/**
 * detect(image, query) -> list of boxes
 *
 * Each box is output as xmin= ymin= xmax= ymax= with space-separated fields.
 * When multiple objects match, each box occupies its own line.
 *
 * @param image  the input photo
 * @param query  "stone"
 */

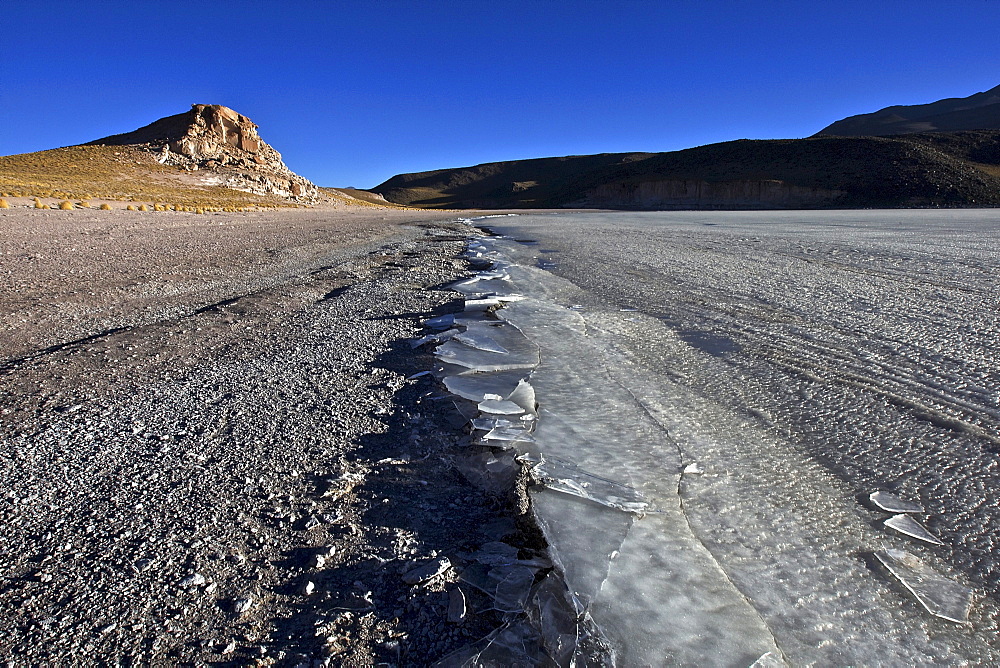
xmin=233 ymin=596 xmax=255 ymax=615
xmin=178 ymin=573 xmax=206 ymax=587
xmin=88 ymin=104 xmax=318 ymax=202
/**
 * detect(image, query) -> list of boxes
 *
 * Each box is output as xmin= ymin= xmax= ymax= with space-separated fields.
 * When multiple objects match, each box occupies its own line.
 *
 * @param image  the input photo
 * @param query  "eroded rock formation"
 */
xmin=89 ymin=104 xmax=317 ymax=201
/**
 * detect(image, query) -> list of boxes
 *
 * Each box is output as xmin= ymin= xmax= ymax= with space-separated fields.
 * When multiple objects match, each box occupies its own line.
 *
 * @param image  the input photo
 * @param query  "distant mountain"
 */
xmin=371 ymin=131 xmax=1000 ymax=210
xmin=816 ymin=85 xmax=1000 ymax=136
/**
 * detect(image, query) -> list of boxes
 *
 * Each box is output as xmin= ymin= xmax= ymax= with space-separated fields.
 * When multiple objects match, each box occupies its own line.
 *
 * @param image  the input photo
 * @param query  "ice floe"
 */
xmin=870 ymin=490 xmax=924 ymax=514
xmin=875 ymin=548 xmax=972 ymax=624
xmin=884 ymin=513 xmax=944 ymax=545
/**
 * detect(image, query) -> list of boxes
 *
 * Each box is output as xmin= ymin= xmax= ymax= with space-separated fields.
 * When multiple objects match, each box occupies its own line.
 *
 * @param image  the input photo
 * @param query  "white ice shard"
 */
xmin=874 ymin=548 xmax=972 ymax=623
xmin=884 ymin=514 xmax=944 ymax=545
xmin=870 ymin=490 xmax=924 ymax=513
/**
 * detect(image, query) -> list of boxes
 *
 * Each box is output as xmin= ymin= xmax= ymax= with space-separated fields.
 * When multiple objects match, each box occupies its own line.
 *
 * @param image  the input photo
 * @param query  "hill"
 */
xmin=0 ymin=105 xmax=319 ymax=208
xmin=816 ymin=84 xmax=1000 ymax=137
xmin=371 ymin=131 xmax=1000 ymax=210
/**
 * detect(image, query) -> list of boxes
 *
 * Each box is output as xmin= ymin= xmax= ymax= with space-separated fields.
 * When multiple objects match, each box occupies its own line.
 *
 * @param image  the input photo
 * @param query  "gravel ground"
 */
xmin=0 ymin=208 xmax=543 ymax=665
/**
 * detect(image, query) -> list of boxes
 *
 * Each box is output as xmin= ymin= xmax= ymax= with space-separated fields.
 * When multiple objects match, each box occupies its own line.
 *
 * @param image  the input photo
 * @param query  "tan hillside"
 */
xmin=0 ymin=105 xmax=318 ymax=209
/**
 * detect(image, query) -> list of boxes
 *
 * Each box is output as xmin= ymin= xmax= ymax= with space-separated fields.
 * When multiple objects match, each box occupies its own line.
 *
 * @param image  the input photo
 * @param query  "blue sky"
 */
xmin=2 ymin=0 xmax=999 ymax=187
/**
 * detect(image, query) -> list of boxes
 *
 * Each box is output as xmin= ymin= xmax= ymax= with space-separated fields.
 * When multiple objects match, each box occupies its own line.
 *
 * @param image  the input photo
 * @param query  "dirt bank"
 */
xmin=0 ymin=207 xmax=544 ymax=665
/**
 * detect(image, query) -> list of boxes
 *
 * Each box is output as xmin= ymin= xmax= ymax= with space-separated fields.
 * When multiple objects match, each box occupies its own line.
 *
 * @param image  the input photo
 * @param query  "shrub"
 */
xmin=34 ymin=198 xmax=45 ymax=209
xmin=126 ymin=205 xmax=137 ymax=211
xmin=196 ymin=207 xmax=204 ymax=214
xmin=59 ymin=201 xmax=74 ymax=210
xmin=0 ymin=198 xmax=9 ymax=209
xmin=99 ymin=203 xmax=111 ymax=210
xmin=78 ymin=201 xmax=91 ymax=208
xmin=138 ymin=204 xmax=149 ymax=212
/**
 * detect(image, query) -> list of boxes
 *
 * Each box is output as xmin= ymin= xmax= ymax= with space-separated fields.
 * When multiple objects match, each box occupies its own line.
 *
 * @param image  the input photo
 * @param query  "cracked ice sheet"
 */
xmin=481 ymin=231 xmax=999 ymax=664
xmin=495 ymin=291 xmax=783 ymax=665
xmin=576 ymin=306 xmax=998 ymax=663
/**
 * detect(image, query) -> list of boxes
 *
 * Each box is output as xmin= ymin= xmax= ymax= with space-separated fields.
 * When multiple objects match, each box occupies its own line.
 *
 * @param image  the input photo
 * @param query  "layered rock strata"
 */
xmin=89 ymin=104 xmax=317 ymax=201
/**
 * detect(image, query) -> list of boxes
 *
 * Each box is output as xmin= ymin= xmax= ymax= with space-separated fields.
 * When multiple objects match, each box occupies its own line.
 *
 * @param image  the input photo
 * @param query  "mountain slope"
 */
xmin=372 ymin=131 xmax=1000 ymax=210
xmin=816 ymin=84 xmax=1000 ymax=136
xmin=0 ymin=105 xmax=317 ymax=207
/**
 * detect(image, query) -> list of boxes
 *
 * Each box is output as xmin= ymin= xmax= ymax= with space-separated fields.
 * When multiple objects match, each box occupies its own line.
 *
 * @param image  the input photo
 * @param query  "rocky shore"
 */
xmin=0 ymin=207 xmax=542 ymax=665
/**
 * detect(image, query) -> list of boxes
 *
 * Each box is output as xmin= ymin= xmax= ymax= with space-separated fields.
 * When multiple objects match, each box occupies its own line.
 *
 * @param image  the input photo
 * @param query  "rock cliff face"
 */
xmin=583 ymin=179 xmax=844 ymax=209
xmin=88 ymin=105 xmax=317 ymax=201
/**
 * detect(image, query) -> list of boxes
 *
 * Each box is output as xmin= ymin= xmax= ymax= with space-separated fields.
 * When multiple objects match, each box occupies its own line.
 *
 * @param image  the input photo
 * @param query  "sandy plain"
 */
xmin=0 ymin=205 xmax=542 ymax=665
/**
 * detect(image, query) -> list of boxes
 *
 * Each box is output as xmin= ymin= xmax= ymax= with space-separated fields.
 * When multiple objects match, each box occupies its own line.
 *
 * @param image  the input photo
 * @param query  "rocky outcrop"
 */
xmin=583 ymin=178 xmax=845 ymax=209
xmin=89 ymin=104 xmax=317 ymax=201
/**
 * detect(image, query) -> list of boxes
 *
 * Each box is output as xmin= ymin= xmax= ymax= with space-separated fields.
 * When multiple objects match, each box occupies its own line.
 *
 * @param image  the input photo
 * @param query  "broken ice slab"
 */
xmin=875 ymin=548 xmax=972 ymax=623
xmin=505 ymin=379 xmax=537 ymax=414
xmin=443 ymin=371 xmax=530 ymax=403
xmin=424 ymin=314 xmax=456 ymax=329
xmin=452 ymin=278 xmax=517 ymax=296
xmin=530 ymin=456 xmax=648 ymax=514
xmin=471 ymin=541 xmax=520 ymax=567
xmin=870 ymin=490 xmax=924 ymax=513
xmin=435 ymin=340 xmax=538 ymax=372
xmin=434 ymin=619 xmax=547 ymax=668
xmin=459 ymin=562 xmax=538 ymax=613
xmin=884 ymin=514 xmax=944 ymax=545
xmin=461 ymin=320 xmax=539 ymax=359
xmin=454 ymin=331 xmax=509 ymax=354
xmin=464 ymin=298 xmax=501 ymax=312
xmin=453 ymin=450 xmax=521 ymax=494
xmin=478 ymin=399 xmax=525 ymax=415
xmin=480 ymin=426 xmax=536 ymax=445
xmin=526 ymin=573 xmax=615 ymax=667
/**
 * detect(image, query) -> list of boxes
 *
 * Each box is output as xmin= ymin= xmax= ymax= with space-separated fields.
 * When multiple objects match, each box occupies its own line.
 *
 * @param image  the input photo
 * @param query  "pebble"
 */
xmin=178 ymin=573 xmax=206 ymax=588
xmin=233 ymin=596 xmax=255 ymax=614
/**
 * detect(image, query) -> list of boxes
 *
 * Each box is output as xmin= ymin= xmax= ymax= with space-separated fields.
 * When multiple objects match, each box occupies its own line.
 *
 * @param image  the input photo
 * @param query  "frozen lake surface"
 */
xmin=456 ymin=211 xmax=1000 ymax=664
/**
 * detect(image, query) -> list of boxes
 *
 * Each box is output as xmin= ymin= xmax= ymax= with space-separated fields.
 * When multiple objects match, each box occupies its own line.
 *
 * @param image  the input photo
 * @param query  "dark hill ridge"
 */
xmin=817 ymin=84 xmax=1000 ymax=137
xmin=372 ymin=131 xmax=1000 ymax=210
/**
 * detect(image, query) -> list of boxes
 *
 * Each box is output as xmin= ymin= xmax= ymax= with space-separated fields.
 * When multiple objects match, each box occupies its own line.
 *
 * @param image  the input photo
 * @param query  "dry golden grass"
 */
xmin=319 ymin=187 xmax=412 ymax=208
xmin=972 ymin=163 xmax=1000 ymax=179
xmin=0 ymin=144 xmax=293 ymax=209
xmin=0 ymin=198 xmax=9 ymax=209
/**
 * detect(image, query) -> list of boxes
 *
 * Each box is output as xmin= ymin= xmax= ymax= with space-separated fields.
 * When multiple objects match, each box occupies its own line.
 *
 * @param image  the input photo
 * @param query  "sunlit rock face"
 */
xmin=89 ymin=104 xmax=317 ymax=201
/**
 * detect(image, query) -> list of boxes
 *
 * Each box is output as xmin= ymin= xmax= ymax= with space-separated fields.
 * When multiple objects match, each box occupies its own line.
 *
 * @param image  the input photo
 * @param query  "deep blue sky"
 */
xmin=2 ymin=1 xmax=999 ymax=188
